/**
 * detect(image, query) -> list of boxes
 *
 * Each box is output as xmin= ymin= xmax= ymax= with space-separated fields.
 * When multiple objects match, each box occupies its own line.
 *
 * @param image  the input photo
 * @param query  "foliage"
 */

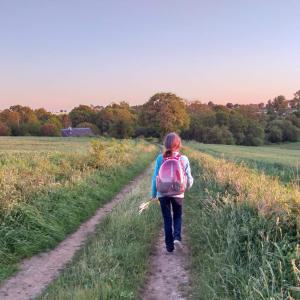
xmin=96 ymin=102 xmax=136 ymax=138
xmin=266 ymin=120 xmax=300 ymax=143
xmin=139 ymin=92 xmax=190 ymax=137
xmin=243 ymin=120 xmax=265 ymax=146
xmin=40 ymin=123 xmax=61 ymax=136
xmin=185 ymin=147 xmax=300 ymax=299
xmin=1 ymin=90 xmax=300 ymax=145
xmin=206 ymin=126 xmax=234 ymax=144
xmin=0 ymin=122 xmax=11 ymax=136
xmin=69 ymin=105 xmax=97 ymax=127
xmin=266 ymin=95 xmax=289 ymax=116
xmin=0 ymin=138 xmax=157 ymax=282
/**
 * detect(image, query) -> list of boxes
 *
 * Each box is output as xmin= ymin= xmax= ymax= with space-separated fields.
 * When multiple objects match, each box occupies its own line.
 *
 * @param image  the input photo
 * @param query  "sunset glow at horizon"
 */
xmin=1 ymin=0 xmax=300 ymax=111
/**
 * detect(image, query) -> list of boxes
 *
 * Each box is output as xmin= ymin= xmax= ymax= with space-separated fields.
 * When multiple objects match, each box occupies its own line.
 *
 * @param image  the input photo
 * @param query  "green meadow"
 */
xmin=187 ymin=141 xmax=300 ymax=183
xmin=1 ymin=137 xmax=300 ymax=299
xmin=0 ymin=137 xmax=157 ymax=282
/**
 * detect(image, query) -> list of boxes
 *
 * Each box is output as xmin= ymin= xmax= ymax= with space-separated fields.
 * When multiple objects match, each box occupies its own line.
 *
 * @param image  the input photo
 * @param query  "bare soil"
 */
xmin=0 ymin=168 xmax=150 ymax=300
xmin=141 ymin=231 xmax=190 ymax=300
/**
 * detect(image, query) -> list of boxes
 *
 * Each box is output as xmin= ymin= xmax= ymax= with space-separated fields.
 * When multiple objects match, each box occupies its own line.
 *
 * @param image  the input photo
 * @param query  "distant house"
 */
xmin=61 ymin=127 xmax=94 ymax=137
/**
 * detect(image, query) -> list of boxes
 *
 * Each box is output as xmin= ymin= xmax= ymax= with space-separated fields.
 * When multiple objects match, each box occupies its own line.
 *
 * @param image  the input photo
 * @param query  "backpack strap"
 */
xmin=177 ymin=154 xmax=187 ymax=176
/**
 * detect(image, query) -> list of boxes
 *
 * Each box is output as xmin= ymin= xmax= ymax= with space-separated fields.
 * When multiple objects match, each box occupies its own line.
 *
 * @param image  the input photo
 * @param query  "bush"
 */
xmin=40 ymin=123 xmax=61 ymax=136
xmin=243 ymin=121 xmax=264 ymax=146
xmin=0 ymin=122 xmax=11 ymax=136
xmin=206 ymin=126 xmax=235 ymax=144
xmin=281 ymin=121 xmax=300 ymax=142
xmin=267 ymin=120 xmax=300 ymax=142
xmin=267 ymin=125 xmax=283 ymax=143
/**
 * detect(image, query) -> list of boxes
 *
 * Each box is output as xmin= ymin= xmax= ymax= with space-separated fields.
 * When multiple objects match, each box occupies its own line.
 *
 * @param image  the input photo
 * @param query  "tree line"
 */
xmin=1 ymin=90 xmax=300 ymax=145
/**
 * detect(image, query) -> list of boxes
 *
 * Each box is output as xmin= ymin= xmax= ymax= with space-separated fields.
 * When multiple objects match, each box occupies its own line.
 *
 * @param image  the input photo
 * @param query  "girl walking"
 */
xmin=152 ymin=132 xmax=193 ymax=253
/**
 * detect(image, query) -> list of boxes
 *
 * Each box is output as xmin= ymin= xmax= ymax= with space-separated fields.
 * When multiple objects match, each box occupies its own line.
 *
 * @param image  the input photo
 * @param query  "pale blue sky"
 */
xmin=0 ymin=0 xmax=300 ymax=110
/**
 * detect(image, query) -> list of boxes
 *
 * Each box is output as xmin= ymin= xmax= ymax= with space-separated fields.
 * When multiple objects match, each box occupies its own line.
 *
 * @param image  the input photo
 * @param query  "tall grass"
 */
xmin=40 ymin=165 xmax=161 ymax=300
xmin=0 ymin=139 xmax=157 ymax=282
xmin=186 ymin=149 xmax=300 ymax=218
xmin=184 ymin=147 xmax=300 ymax=299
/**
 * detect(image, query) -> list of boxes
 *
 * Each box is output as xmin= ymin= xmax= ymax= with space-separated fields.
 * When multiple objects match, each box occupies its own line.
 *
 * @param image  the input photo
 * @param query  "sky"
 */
xmin=0 ymin=0 xmax=300 ymax=111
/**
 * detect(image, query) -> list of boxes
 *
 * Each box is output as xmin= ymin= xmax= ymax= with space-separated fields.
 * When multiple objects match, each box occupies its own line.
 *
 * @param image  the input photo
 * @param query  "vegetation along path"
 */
xmin=0 ymin=166 xmax=151 ymax=300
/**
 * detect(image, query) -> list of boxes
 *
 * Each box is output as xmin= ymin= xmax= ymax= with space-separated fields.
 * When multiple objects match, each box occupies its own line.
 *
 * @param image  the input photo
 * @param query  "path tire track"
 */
xmin=141 ymin=230 xmax=190 ymax=300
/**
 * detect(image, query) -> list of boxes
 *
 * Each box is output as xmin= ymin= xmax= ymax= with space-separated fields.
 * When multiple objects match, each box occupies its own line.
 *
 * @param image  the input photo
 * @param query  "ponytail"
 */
xmin=163 ymin=149 xmax=173 ymax=158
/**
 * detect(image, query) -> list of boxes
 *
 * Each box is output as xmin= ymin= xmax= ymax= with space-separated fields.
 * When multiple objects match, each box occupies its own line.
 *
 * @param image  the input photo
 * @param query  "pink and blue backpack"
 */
xmin=156 ymin=154 xmax=187 ymax=196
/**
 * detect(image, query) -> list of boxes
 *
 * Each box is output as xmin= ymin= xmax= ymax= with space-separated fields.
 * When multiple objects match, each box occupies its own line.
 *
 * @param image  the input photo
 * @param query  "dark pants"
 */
xmin=159 ymin=196 xmax=183 ymax=252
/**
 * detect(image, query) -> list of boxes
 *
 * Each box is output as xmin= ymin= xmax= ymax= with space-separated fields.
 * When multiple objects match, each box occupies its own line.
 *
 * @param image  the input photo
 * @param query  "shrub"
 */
xmin=206 ymin=126 xmax=235 ymax=144
xmin=267 ymin=125 xmax=283 ymax=143
xmin=40 ymin=123 xmax=61 ymax=136
xmin=0 ymin=122 xmax=11 ymax=136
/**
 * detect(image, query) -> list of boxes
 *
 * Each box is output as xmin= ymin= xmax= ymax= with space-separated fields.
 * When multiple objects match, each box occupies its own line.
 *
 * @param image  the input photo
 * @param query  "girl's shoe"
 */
xmin=174 ymin=239 xmax=182 ymax=251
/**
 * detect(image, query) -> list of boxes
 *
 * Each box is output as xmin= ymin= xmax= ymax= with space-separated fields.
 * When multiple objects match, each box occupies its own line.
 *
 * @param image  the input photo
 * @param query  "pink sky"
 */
xmin=1 ymin=0 xmax=299 ymax=111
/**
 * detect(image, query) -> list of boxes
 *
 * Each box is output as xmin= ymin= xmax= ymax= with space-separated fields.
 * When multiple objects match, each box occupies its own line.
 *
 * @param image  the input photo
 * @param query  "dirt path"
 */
xmin=142 ymin=230 xmax=190 ymax=300
xmin=0 ymin=167 xmax=151 ymax=300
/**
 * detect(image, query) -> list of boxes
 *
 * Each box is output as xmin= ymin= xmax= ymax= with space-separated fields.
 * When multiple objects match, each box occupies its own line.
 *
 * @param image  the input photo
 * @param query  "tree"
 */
xmin=40 ymin=123 xmax=60 ymax=136
xmin=266 ymin=124 xmax=282 ymax=143
xmin=206 ymin=126 xmax=234 ymax=144
xmin=243 ymin=120 xmax=265 ymax=146
xmin=266 ymin=96 xmax=288 ymax=116
xmin=236 ymin=104 xmax=262 ymax=120
xmin=281 ymin=120 xmax=300 ymax=142
xmin=286 ymin=114 xmax=300 ymax=128
xmin=59 ymin=114 xmax=72 ymax=128
xmin=0 ymin=109 xmax=21 ymax=135
xmin=215 ymin=110 xmax=230 ymax=126
xmin=34 ymin=108 xmax=51 ymax=122
xmin=182 ymin=101 xmax=216 ymax=142
xmin=69 ymin=105 xmax=97 ymax=127
xmin=266 ymin=120 xmax=300 ymax=143
xmin=229 ymin=112 xmax=247 ymax=144
xmin=0 ymin=122 xmax=11 ymax=136
xmin=289 ymin=90 xmax=300 ymax=109
xmin=10 ymin=105 xmax=38 ymax=123
xmin=97 ymin=102 xmax=137 ymax=138
xmin=226 ymin=102 xmax=234 ymax=109
xmin=140 ymin=93 xmax=190 ymax=137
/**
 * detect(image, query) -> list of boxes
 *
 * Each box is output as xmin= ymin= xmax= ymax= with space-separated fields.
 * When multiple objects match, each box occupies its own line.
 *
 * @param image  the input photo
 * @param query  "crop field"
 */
xmin=187 ymin=141 xmax=300 ymax=183
xmin=0 ymin=137 xmax=157 ymax=282
xmin=0 ymin=136 xmax=93 ymax=153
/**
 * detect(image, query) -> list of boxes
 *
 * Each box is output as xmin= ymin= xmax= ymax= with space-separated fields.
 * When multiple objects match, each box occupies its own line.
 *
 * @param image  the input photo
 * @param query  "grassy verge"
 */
xmin=0 ymin=140 xmax=157 ymax=282
xmin=40 ymin=165 xmax=161 ymax=299
xmin=186 ymin=141 xmax=300 ymax=184
xmin=185 ymin=148 xmax=300 ymax=299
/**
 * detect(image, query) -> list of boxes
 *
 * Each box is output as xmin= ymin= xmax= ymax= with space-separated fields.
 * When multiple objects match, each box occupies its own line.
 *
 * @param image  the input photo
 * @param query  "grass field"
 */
xmin=0 ymin=136 xmax=93 ymax=153
xmin=187 ymin=141 xmax=300 ymax=183
xmin=185 ymin=146 xmax=300 ymax=299
xmin=2 ymin=137 xmax=300 ymax=299
xmin=0 ymin=137 xmax=158 ymax=282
